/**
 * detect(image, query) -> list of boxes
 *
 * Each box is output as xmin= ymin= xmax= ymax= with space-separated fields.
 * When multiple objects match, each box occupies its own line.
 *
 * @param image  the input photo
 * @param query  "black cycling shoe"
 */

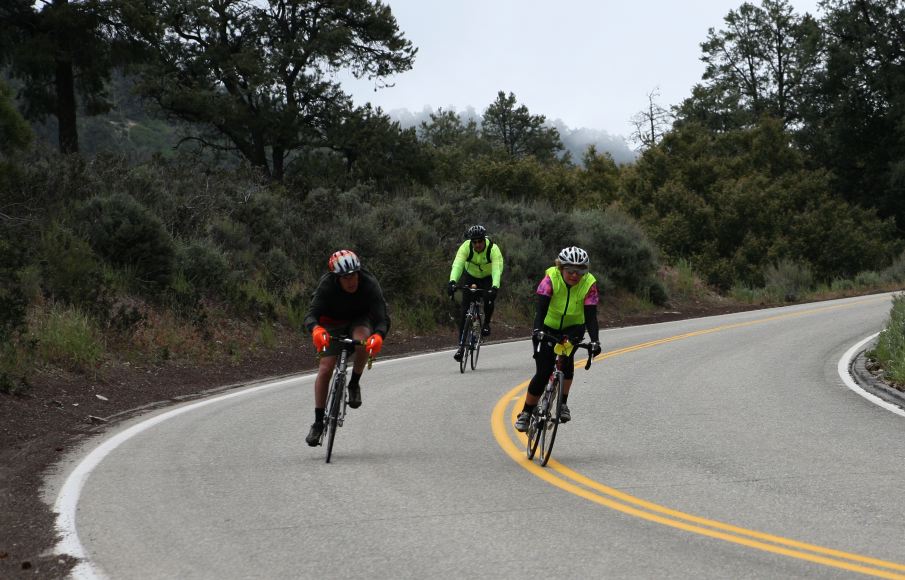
xmin=347 ymin=383 xmax=361 ymax=409
xmin=305 ymin=421 xmax=324 ymax=446
xmin=514 ymin=411 xmax=531 ymax=432
xmin=453 ymin=347 xmax=464 ymax=362
xmin=481 ymin=325 xmax=491 ymax=337
xmin=559 ymin=403 xmax=571 ymax=423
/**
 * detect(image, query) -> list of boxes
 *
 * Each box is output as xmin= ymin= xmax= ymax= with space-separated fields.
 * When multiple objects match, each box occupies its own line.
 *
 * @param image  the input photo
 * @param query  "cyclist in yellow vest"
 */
xmin=514 ymin=246 xmax=602 ymax=431
xmin=447 ymin=225 xmax=504 ymax=362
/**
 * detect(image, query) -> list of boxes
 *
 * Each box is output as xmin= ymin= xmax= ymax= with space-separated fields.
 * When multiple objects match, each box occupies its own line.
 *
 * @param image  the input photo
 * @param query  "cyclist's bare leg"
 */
xmin=350 ymin=325 xmax=371 ymax=374
xmin=314 ymin=356 xmax=336 ymax=408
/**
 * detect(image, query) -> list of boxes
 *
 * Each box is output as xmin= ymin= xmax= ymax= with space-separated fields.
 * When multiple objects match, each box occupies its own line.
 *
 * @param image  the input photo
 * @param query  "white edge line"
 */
xmin=837 ymin=332 xmax=905 ymax=418
xmin=53 ymin=346 xmax=467 ymax=579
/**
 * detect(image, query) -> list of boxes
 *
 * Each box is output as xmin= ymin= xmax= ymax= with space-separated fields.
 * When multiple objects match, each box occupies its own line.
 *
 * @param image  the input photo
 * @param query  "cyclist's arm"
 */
xmin=368 ymin=281 xmax=391 ymax=338
xmin=490 ymin=244 xmax=504 ymax=287
xmin=533 ymin=274 xmax=553 ymax=330
xmin=584 ymin=305 xmax=599 ymax=342
xmin=303 ymin=274 xmax=332 ymax=333
xmin=448 ymin=242 xmax=468 ymax=282
xmin=584 ymin=283 xmax=600 ymax=342
xmin=533 ymin=295 xmax=551 ymax=331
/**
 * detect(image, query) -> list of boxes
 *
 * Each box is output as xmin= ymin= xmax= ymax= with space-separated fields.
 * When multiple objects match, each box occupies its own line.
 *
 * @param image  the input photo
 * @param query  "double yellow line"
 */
xmin=491 ymin=297 xmax=905 ymax=578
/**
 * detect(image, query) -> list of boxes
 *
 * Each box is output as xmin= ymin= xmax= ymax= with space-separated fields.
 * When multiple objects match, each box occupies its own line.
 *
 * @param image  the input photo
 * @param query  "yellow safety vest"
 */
xmin=543 ymin=266 xmax=596 ymax=329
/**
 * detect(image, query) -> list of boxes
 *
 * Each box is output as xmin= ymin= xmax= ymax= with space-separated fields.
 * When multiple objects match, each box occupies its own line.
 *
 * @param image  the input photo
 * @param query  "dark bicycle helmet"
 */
xmin=557 ymin=246 xmax=589 ymax=267
xmin=328 ymin=249 xmax=361 ymax=275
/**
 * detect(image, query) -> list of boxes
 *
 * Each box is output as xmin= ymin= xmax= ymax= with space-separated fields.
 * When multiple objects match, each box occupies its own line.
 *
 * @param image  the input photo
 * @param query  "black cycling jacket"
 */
xmin=303 ymin=269 xmax=390 ymax=338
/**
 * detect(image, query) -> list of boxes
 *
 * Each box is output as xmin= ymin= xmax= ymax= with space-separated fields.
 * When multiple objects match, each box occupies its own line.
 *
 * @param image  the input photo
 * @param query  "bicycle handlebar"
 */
xmin=533 ymin=331 xmax=595 ymax=370
xmin=452 ymin=284 xmax=490 ymax=296
xmin=316 ymin=335 xmax=375 ymax=370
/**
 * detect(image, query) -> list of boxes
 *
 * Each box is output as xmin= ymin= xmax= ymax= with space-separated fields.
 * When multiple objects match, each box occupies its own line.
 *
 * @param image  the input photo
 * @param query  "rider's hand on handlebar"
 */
xmin=446 ymin=280 xmax=456 ymax=297
xmin=311 ymin=325 xmax=330 ymax=351
xmin=590 ymin=341 xmax=602 ymax=357
xmin=365 ymin=333 xmax=383 ymax=356
xmin=487 ymin=286 xmax=498 ymax=300
xmin=532 ymin=329 xmax=543 ymax=341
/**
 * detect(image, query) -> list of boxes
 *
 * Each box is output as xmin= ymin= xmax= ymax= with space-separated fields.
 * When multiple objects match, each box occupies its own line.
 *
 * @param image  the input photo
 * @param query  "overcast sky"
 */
xmin=343 ymin=0 xmax=822 ymax=140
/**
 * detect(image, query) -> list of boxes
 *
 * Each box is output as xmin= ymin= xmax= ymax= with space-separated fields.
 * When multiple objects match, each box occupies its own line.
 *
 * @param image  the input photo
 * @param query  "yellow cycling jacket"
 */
xmin=448 ymin=237 xmax=504 ymax=287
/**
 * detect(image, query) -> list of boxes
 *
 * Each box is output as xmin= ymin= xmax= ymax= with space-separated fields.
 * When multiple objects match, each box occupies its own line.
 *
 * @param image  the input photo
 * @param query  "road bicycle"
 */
xmin=453 ymin=285 xmax=489 ymax=373
xmin=526 ymin=332 xmax=594 ymax=467
xmin=316 ymin=335 xmax=373 ymax=463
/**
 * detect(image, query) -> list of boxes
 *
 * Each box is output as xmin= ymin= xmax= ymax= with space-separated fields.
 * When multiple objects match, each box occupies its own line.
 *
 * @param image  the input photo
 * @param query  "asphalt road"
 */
xmin=51 ymin=293 xmax=905 ymax=579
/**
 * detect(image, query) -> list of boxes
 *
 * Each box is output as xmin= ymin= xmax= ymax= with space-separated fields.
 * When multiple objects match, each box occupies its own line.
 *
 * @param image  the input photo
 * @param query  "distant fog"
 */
xmin=386 ymin=106 xmax=639 ymax=165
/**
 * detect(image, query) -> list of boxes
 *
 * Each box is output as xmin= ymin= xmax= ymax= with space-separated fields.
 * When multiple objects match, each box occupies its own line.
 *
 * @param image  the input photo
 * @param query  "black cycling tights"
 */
xmin=526 ymin=339 xmax=575 ymax=397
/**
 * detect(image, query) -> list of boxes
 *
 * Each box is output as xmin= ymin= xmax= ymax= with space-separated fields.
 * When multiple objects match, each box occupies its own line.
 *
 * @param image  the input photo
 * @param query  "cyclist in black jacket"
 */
xmin=303 ymin=250 xmax=390 ymax=446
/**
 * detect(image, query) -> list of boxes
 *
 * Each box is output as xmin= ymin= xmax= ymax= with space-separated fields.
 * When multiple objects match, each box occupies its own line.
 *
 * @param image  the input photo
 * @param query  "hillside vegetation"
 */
xmin=2 ymin=0 xmax=905 ymax=391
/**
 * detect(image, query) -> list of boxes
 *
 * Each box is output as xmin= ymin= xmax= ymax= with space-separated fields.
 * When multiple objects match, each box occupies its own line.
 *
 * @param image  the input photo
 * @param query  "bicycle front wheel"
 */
xmin=324 ymin=376 xmax=344 ymax=463
xmin=526 ymin=410 xmax=542 ymax=460
xmin=470 ymin=315 xmax=482 ymax=370
xmin=459 ymin=318 xmax=472 ymax=374
xmin=539 ymin=376 xmax=563 ymax=466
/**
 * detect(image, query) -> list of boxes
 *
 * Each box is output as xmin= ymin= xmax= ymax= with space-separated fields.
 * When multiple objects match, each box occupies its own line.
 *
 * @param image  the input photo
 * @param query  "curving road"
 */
xmin=51 ymin=293 xmax=905 ymax=579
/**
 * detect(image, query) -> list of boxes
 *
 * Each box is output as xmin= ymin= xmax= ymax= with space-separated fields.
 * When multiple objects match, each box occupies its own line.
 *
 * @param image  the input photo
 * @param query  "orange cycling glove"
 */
xmin=311 ymin=326 xmax=330 ymax=351
xmin=366 ymin=333 xmax=383 ymax=356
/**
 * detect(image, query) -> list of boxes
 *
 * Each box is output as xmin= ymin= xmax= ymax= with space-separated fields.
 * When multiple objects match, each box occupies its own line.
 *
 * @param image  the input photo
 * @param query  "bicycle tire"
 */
xmin=324 ymin=375 xmax=344 ymax=463
xmin=539 ymin=375 xmax=562 ymax=466
xmin=459 ymin=315 xmax=472 ymax=374
xmin=470 ymin=313 xmax=482 ymax=370
xmin=526 ymin=409 xmax=541 ymax=460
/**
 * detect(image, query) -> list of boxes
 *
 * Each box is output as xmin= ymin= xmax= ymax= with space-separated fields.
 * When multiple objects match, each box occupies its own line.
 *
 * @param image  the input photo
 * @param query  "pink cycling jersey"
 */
xmin=536 ymin=275 xmax=599 ymax=305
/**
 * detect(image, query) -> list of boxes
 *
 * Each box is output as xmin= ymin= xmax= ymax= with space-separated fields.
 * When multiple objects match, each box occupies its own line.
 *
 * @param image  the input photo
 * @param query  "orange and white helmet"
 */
xmin=328 ymin=250 xmax=361 ymax=275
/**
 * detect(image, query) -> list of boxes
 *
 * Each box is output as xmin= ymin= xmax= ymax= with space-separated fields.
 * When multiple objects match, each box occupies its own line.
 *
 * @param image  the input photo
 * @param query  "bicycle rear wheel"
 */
xmin=539 ymin=376 xmax=562 ymax=466
xmin=324 ymin=376 xmax=344 ymax=463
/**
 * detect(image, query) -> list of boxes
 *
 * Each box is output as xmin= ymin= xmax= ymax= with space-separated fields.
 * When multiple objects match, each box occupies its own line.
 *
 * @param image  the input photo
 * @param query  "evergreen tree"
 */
xmin=134 ymin=0 xmax=416 ymax=181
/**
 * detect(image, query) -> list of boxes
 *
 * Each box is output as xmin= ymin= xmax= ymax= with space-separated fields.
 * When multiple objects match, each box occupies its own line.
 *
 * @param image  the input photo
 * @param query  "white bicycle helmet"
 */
xmin=328 ymin=249 xmax=361 ymax=275
xmin=557 ymin=246 xmax=589 ymax=267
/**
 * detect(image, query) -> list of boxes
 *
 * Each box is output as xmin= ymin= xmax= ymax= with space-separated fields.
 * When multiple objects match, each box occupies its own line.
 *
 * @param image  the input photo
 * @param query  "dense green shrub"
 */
xmin=764 ymin=259 xmax=813 ymax=302
xmin=77 ymin=193 xmax=176 ymax=289
xmin=262 ymin=248 xmax=296 ymax=292
xmin=39 ymin=222 xmax=107 ymax=310
xmin=0 ymin=223 xmax=28 ymax=341
xmin=177 ymin=239 xmax=229 ymax=293
xmin=573 ymin=206 xmax=660 ymax=296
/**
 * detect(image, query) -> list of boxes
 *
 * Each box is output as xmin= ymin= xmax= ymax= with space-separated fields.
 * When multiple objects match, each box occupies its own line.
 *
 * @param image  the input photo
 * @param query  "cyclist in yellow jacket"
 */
xmin=447 ymin=225 xmax=504 ymax=362
xmin=514 ymin=246 xmax=602 ymax=432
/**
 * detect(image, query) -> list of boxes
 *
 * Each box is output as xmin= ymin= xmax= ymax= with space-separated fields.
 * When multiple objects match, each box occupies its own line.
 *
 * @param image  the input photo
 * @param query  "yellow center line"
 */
xmin=491 ymin=296 xmax=905 ymax=578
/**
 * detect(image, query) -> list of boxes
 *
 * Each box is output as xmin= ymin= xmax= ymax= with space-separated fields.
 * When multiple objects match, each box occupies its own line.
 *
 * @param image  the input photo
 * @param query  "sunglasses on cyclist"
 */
xmin=339 ymin=271 xmax=359 ymax=279
xmin=563 ymin=266 xmax=587 ymax=276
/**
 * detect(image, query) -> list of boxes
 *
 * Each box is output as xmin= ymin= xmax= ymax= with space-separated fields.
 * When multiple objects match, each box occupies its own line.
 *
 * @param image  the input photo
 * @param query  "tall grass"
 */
xmin=30 ymin=303 xmax=104 ymax=372
xmin=870 ymin=293 xmax=905 ymax=384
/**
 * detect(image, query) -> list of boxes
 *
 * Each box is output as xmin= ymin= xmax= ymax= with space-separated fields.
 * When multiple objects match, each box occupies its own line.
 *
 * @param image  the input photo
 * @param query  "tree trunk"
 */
xmin=272 ymin=146 xmax=284 ymax=182
xmin=54 ymin=0 xmax=78 ymax=154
